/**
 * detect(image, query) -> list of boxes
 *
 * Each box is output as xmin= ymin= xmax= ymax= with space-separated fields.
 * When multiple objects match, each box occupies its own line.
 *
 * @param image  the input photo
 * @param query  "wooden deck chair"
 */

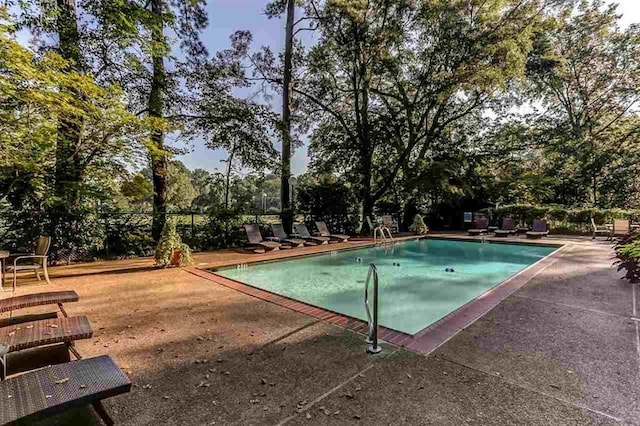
xmin=315 ymin=221 xmax=350 ymax=243
xmin=294 ymin=224 xmax=330 ymax=245
xmin=271 ymin=224 xmax=307 ymax=247
xmin=526 ymin=219 xmax=549 ymax=239
xmin=243 ymin=224 xmax=281 ymax=252
xmin=468 ymin=217 xmax=489 ymax=236
xmin=494 ymin=218 xmax=517 ymax=237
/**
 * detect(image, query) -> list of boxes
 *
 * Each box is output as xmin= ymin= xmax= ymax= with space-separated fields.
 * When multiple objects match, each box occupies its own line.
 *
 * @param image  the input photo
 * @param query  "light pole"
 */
xmin=262 ymin=193 xmax=267 ymax=214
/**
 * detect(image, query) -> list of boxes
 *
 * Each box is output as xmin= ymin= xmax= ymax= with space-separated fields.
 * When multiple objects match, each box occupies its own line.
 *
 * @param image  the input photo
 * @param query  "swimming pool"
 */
xmin=215 ymin=239 xmax=557 ymax=335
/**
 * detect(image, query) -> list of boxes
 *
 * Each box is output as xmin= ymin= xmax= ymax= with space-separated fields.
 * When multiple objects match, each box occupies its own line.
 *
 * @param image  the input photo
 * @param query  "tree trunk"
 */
xmin=224 ymin=147 xmax=235 ymax=209
xmin=361 ymin=190 xmax=374 ymax=236
xmin=280 ymin=0 xmax=295 ymax=233
xmin=149 ymin=0 xmax=168 ymax=242
xmin=401 ymin=198 xmax=418 ymax=233
xmin=592 ymin=171 xmax=598 ymax=208
xmin=360 ymin=152 xmax=374 ymax=235
xmin=52 ymin=0 xmax=83 ymax=251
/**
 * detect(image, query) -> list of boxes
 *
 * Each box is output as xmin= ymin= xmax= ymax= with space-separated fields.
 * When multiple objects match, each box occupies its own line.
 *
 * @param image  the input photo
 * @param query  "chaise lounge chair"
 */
xmin=0 ymin=315 xmax=93 ymax=379
xmin=494 ymin=218 xmax=517 ymax=237
xmin=243 ymin=224 xmax=281 ymax=253
xmin=315 ymin=221 xmax=350 ymax=243
xmin=468 ymin=218 xmax=489 ymax=236
xmin=526 ymin=219 xmax=549 ymax=239
xmin=0 ymin=355 xmax=131 ymax=425
xmin=0 ymin=290 xmax=80 ymax=327
xmin=294 ymin=224 xmax=330 ymax=245
xmin=0 ymin=291 xmax=79 ymax=318
xmin=270 ymin=224 xmax=307 ymax=248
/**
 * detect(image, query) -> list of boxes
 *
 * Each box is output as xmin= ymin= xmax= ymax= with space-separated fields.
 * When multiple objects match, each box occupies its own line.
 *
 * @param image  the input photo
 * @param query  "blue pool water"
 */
xmin=216 ymin=239 xmax=557 ymax=334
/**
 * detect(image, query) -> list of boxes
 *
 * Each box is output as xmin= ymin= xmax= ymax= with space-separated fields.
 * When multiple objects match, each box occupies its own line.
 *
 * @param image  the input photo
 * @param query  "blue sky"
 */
xmin=178 ymin=0 xmax=639 ymax=176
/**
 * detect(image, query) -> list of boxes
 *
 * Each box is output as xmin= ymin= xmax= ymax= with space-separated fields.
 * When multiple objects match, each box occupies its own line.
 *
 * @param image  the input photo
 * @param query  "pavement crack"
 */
xmin=276 ymin=363 xmax=376 ymax=425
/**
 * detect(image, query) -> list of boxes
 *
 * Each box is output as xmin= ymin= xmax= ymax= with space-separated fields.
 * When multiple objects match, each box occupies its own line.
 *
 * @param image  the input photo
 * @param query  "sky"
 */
xmin=178 ymin=0 xmax=639 ymax=176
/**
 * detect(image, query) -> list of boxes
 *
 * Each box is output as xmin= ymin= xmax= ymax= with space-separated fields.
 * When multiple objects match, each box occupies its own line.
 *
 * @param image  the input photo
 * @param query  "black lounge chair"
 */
xmin=294 ymin=224 xmax=330 ymax=245
xmin=270 ymin=224 xmax=307 ymax=248
xmin=494 ymin=218 xmax=517 ymax=237
xmin=526 ymin=219 xmax=549 ymax=239
xmin=0 ymin=355 xmax=131 ymax=425
xmin=243 ymin=224 xmax=281 ymax=252
xmin=315 ymin=221 xmax=350 ymax=243
xmin=468 ymin=218 xmax=489 ymax=236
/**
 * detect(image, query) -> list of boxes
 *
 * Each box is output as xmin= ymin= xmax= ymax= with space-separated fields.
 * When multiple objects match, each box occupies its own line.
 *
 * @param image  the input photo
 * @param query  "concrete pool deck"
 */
xmin=3 ymin=233 xmax=638 ymax=424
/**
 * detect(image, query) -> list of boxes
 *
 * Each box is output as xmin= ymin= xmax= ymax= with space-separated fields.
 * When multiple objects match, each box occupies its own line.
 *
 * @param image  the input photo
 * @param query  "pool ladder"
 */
xmin=373 ymin=225 xmax=394 ymax=244
xmin=364 ymin=263 xmax=383 ymax=354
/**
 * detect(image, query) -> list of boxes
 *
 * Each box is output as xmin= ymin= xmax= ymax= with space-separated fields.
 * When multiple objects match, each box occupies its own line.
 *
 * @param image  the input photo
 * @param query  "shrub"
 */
xmin=410 ymin=214 xmax=428 ymax=235
xmin=198 ymin=208 xmax=246 ymax=250
xmin=154 ymin=218 xmax=193 ymax=267
xmin=614 ymin=230 xmax=640 ymax=283
xmin=103 ymin=214 xmax=154 ymax=259
xmin=296 ymin=177 xmax=359 ymax=235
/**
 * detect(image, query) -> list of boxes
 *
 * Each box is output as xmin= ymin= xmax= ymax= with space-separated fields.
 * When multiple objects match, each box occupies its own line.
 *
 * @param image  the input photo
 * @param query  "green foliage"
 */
xmin=104 ymin=214 xmax=154 ymax=259
xmin=480 ymin=204 xmax=640 ymax=232
xmin=154 ymin=218 xmax=193 ymax=267
xmin=296 ymin=174 xmax=359 ymax=234
xmin=198 ymin=208 xmax=246 ymax=250
xmin=0 ymin=11 xmax=156 ymax=260
xmin=409 ymin=214 xmax=428 ymax=235
xmin=121 ymin=174 xmax=153 ymax=207
xmin=615 ymin=231 xmax=640 ymax=283
xmin=522 ymin=1 xmax=640 ymax=207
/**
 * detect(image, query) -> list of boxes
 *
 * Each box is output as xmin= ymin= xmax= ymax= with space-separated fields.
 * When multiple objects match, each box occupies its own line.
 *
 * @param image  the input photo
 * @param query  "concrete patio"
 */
xmin=3 ymin=235 xmax=638 ymax=425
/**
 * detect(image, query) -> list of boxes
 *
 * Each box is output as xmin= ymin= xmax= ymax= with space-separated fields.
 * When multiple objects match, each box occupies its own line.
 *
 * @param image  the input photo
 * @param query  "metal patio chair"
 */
xmin=5 ymin=236 xmax=52 ymax=292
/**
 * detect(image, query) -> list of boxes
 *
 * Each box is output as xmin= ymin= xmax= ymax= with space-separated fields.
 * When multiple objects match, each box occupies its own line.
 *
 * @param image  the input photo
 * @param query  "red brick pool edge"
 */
xmin=186 ymin=243 xmax=570 ymax=355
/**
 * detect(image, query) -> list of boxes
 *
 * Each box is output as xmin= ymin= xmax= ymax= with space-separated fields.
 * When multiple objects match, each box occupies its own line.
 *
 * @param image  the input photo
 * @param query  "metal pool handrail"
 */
xmin=364 ymin=263 xmax=382 ymax=354
xmin=373 ymin=225 xmax=394 ymax=244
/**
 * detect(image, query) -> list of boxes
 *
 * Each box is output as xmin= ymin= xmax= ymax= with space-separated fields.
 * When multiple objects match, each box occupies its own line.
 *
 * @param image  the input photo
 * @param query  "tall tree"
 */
xmin=82 ymin=0 xmax=208 ymax=240
xmin=280 ymin=0 xmax=296 ymax=232
xmin=147 ymin=0 xmax=170 ymax=241
xmin=1 ymin=10 xmax=150 ymax=254
xmin=526 ymin=0 xmax=640 ymax=207
xmin=263 ymin=0 xmax=309 ymax=232
xmin=296 ymin=0 xmax=558 ymax=232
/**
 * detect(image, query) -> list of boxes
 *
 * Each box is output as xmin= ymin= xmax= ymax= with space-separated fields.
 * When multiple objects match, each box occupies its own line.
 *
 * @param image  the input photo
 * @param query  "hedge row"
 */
xmin=478 ymin=205 xmax=640 ymax=233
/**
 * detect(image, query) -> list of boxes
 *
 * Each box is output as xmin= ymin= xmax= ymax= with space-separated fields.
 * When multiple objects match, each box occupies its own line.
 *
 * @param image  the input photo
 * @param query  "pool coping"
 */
xmin=187 ymin=237 xmax=569 ymax=355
